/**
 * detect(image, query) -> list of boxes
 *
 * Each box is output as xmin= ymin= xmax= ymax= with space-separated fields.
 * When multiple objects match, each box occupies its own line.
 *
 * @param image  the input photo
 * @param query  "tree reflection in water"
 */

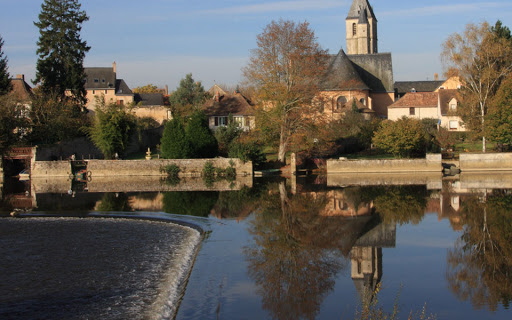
xmin=447 ymin=190 xmax=512 ymax=311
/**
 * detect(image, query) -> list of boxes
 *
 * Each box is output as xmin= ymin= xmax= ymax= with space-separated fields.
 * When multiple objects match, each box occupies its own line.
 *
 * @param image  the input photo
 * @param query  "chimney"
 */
xmin=165 ymin=85 xmax=168 ymax=95
xmin=434 ymin=73 xmax=439 ymax=81
xmin=16 ymin=74 xmax=24 ymax=81
xmin=215 ymin=92 xmax=220 ymax=102
xmin=113 ymin=61 xmax=117 ymax=73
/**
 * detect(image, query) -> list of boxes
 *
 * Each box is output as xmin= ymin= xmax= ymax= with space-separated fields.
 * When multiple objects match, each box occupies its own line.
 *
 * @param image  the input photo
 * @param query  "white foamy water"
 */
xmin=0 ymin=216 xmax=201 ymax=320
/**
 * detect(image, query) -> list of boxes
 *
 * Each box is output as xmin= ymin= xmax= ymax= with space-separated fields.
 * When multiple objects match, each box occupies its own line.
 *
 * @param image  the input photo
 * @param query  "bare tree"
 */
xmin=244 ymin=19 xmax=328 ymax=163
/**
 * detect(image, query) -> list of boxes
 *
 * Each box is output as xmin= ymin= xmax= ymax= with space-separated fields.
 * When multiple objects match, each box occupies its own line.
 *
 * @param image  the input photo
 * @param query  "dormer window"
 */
xmin=94 ymin=78 xmax=99 ymax=83
xmin=450 ymin=103 xmax=457 ymax=111
xmin=411 ymin=88 xmax=416 ymax=93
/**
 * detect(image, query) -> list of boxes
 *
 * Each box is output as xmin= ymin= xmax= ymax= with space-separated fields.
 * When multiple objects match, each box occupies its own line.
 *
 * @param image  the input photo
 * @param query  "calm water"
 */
xmin=1 ymin=174 xmax=511 ymax=319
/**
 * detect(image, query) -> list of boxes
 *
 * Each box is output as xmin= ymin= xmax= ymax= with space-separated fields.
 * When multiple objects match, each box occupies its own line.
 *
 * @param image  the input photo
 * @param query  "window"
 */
xmin=94 ymin=78 xmax=99 ymax=83
xmin=104 ymin=90 xmax=108 ymax=94
xmin=92 ymin=90 xmax=95 ymax=94
xmin=352 ymin=23 xmax=357 ymax=36
xmin=233 ymin=116 xmax=244 ymax=127
xmin=117 ymin=100 xmax=124 ymax=106
xmin=449 ymin=120 xmax=458 ymax=129
xmin=409 ymin=107 xmax=415 ymax=115
xmin=214 ymin=116 xmax=228 ymax=126
xmin=102 ymin=79 xmax=105 ymax=83
xmin=449 ymin=103 xmax=456 ymax=111
xmin=336 ymin=96 xmax=347 ymax=110
xmin=360 ymin=98 xmax=366 ymax=106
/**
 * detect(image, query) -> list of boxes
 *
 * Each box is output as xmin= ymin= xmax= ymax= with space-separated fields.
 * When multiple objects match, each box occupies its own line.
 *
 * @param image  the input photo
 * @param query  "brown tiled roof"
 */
xmin=438 ymin=89 xmax=459 ymax=115
xmin=202 ymin=92 xmax=254 ymax=116
xmin=10 ymin=77 xmax=32 ymax=101
xmin=389 ymin=92 xmax=438 ymax=108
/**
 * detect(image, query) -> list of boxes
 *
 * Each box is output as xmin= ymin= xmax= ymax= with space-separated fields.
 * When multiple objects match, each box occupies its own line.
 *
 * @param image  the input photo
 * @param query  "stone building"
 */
xmin=319 ymin=0 xmax=394 ymax=118
xmin=83 ymin=62 xmax=134 ymax=112
xmin=202 ymin=87 xmax=256 ymax=131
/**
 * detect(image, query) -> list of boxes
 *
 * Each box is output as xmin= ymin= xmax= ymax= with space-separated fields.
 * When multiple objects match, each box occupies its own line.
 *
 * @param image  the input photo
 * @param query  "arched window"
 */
xmin=352 ymin=23 xmax=357 ymax=36
xmin=336 ymin=96 xmax=347 ymax=110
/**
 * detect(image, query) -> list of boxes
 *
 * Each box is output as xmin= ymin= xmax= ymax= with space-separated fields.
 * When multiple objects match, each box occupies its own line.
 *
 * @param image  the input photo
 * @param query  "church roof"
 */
xmin=358 ymin=7 xmax=369 ymax=24
xmin=349 ymin=53 xmax=394 ymax=92
xmin=322 ymin=49 xmax=370 ymax=91
xmin=347 ymin=0 xmax=377 ymax=21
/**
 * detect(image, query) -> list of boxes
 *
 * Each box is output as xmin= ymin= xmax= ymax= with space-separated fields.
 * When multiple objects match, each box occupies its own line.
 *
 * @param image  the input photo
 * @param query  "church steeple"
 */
xmin=345 ymin=0 xmax=378 ymax=55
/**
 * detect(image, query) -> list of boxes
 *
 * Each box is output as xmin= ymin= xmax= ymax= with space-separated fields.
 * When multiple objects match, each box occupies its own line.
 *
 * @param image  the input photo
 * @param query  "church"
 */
xmin=319 ymin=0 xmax=394 ymax=119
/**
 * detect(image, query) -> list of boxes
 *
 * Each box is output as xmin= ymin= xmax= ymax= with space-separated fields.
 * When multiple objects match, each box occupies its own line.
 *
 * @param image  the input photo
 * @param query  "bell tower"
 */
xmin=346 ymin=0 xmax=378 ymax=55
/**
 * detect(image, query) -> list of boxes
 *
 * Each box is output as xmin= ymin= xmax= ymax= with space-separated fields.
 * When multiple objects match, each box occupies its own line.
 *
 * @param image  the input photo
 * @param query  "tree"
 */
xmin=168 ymin=74 xmax=209 ymax=116
xmin=87 ymin=99 xmax=137 ymax=159
xmin=0 ymin=95 xmax=25 ymax=154
xmin=133 ymin=84 xmax=160 ymax=94
xmin=244 ymin=19 xmax=329 ymax=163
xmin=441 ymin=21 xmax=512 ymax=152
xmin=372 ymin=117 xmax=426 ymax=158
xmin=29 ymin=88 xmax=89 ymax=144
xmin=34 ymin=0 xmax=90 ymax=104
xmin=160 ymin=117 xmax=191 ymax=159
xmin=185 ymin=110 xmax=218 ymax=158
xmin=486 ymin=76 xmax=512 ymax=148
xmin=0 ymin=35 xmax=11 ymax=96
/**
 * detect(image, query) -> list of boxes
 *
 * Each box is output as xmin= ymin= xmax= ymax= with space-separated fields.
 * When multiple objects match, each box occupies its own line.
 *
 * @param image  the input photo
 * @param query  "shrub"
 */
xmin=228 ymin=140 xmax=266 ymax=167
xmin=186 ymin=110 xmax=218 ymax=158
xmin=372 ymin=117 xmax=427 ymax=158
xmin=160 ymin=117 xmax=191 ymax=159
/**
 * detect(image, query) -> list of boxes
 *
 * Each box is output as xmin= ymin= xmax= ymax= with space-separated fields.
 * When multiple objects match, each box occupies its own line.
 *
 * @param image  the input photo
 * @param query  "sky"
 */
xmin=1 ymin=0 xmax=512 ymax=91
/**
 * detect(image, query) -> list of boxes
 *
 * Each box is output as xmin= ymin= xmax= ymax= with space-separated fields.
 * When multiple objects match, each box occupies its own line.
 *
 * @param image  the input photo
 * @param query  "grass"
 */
xmin=454 ymin=140 xmax=497 ymax=153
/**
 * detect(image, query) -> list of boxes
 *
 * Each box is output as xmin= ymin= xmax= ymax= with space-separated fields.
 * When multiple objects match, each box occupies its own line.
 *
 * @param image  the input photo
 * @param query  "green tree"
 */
xmin=0 ymin=95 xmax=25 ymax=153
xmin=244 ymin=19 xmax=329 ymax=163
xmin=160 ymin=117 xmax=191 ymax=159
xmin=168 ymin=74 xmax=209 ymax=116
xmin=29 ymin=88 xmax=89 ymax=144
xmin=33 ymin=0 xmax=90 ymax=104
xmin=214 ymin=114 xmax=241 ymax=156
xmin=185 ymin=110 xmax=218 ymax=158
xmin=486 ymin=76 xmax=512 ymax=148
xmin=442 ymin=21 xmax=512 ymax=152
xmin=87 ymin=99 xmax=137 ymax=159
xmin=0 ymin=35 xmax=11 ymax=96
xmin=372 ymin=117 xmax=426 ymax=158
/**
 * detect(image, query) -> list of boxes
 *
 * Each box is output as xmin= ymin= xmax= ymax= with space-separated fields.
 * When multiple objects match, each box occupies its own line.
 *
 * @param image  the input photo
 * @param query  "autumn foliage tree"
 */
xmin=442 ymin=21 xmax=512 ymax=152
xmin=244 ymin=19 xmax=329 ymax=163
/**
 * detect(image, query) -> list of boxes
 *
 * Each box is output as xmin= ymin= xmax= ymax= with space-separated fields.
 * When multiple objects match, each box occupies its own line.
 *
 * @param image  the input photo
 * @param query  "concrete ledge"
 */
xmin=327 ymin=172 xmax=442 ymax=190
xmin=32 ymin=158 xmax=253 ymax=178
xmin=459 ymin=153 xmax=512 ymax=172
xmin=327 ymin=154 xmax=442 ymax=174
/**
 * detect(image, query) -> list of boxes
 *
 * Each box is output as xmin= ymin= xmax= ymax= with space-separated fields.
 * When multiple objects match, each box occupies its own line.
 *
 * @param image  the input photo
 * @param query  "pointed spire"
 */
xmin=347 ymin=0 xmax=376 ymax=21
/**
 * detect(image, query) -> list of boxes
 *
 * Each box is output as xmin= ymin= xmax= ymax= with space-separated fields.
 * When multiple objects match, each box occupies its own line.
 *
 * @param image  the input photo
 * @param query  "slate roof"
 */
xmin=347 ymin=0 xmax=377 ymax=21
xmin=394 ymin=81 xmax=445 ymax=94
xmin=115 ymin=79 xmax=133 ymax=95
xmin=348 ymin=53 xmax=394 ymax=92
xmin=84 ymin=68 xmax=116 ymax=89
xmin=9 ymin=76 xmax=32 ymax=101
xmin=202 ymin=92 xmax=254 ymax=116
xmin=388 ymin=92 xmax=438 ymax=108
xmin=322 ymin=49 xmax=370 ymax=91
xmin=438 ymin=89 xmax=459 ymax=115
xmin=134 ymin=93 xmax=164 ymax=106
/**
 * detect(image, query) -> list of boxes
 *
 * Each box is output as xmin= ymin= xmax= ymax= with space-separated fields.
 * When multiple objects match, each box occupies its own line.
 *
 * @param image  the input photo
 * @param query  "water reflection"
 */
xmin=446 ymin=189 xmax=512 ymax=311
xmin=2 ymin=173 xmax=512 ymax=318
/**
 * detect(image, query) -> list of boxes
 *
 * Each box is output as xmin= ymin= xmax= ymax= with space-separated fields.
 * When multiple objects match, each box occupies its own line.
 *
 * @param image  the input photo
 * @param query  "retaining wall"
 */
xmin=327 ymin=154 xmax=442 ymax=174
xmin=31 ymin=158 xmax=252 ymax=178
xmin=459 ymin=153 xmax=512 ymax=172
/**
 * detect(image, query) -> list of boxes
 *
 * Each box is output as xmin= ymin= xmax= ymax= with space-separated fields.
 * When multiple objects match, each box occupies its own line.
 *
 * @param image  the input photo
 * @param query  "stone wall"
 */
xmin=327 ymin=154 xmax=442 ymax=174
xmin=327 ymin=172 xmax=442 ymax=190
xmin=459 ymin=153 xmax=512 ymax=172
xmin=32 ymin=158 xmax=253 ymax=178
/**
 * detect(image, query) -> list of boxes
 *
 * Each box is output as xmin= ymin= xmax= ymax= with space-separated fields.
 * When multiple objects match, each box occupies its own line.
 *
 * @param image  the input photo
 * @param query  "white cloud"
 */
xmin=201 ymin=0 xmax=347 ymax=15
xmin=380 ymin=2 xmax=510 ymax=17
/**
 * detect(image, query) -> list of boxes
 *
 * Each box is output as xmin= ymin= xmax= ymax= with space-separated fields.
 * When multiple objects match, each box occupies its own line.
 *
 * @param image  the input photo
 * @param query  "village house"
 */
xmin=83 ymin=62 xmax=134 ymax=112
xmin=202 ymin=85 xmax=255 ymax=131
xmin=388 ymin=89 xmax=466 ymax=131
xmin=318 ymin=0 xmax=394 ymax=119
xmin=394 ymin=75 xmax=461 ymax=100
xmin=133 ymin=93 xmax=170 ymax=125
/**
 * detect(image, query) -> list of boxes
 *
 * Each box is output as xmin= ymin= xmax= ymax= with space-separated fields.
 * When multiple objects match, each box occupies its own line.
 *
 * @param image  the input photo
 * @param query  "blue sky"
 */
xmin=1 ymin=0 xmax=511 ymax=91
